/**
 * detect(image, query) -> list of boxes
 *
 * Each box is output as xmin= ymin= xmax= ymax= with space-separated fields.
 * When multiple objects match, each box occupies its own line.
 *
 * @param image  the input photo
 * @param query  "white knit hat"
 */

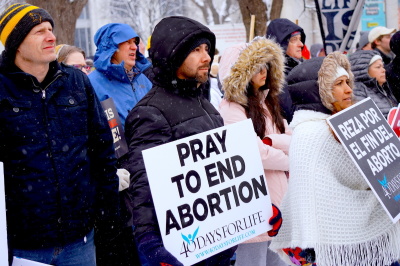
xmin=369 ymin=54 xmax=382 ymax=66
xmin=318 ymin=51 xmax=354 ymax=111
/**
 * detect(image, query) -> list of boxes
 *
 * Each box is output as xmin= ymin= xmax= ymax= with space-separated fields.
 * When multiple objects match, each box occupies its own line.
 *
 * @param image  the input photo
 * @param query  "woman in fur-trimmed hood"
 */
xmin=222 ymin=37 xmax=285 ymax=106
xmin=219 ymin=37 xmax=291 ymax=266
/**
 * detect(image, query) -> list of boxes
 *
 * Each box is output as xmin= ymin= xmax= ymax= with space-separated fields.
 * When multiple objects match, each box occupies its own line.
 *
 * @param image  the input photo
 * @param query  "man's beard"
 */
xmin=195 ymin=72 xmax=209 ymax=83
xmin=195 ymin=65 xmax=210 ymax=83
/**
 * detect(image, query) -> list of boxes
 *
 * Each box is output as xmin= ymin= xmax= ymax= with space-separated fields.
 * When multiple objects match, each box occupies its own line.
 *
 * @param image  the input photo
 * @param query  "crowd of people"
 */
xmin=1 ymin=2 xmax=400 ymax=266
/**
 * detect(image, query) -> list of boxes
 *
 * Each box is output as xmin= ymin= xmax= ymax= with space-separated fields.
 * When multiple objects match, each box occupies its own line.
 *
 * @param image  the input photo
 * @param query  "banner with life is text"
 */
xmin=327 ymin=98 xmax=400 ymax=222
xmin=142 ymin=119 xmax=272 ymax=265
xmin=315 ymin=0 xmax=365 ymax=53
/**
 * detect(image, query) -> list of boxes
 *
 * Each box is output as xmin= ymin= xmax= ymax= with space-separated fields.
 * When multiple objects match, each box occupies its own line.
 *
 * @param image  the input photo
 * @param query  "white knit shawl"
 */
xmin=270 ymin=110 xmax=400 ymax=266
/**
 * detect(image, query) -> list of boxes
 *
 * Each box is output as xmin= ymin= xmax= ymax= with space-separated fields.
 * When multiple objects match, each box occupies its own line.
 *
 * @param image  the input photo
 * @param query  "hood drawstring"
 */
xmin=125 ymin=67 xmax=139 ymax=82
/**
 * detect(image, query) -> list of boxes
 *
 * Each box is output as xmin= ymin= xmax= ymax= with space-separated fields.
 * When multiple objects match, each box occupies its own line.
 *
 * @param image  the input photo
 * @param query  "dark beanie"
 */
xmin=0 ymin=3 xmax=54 ymax=59
xmin=173 ymin=37 xmax=211 ymax=68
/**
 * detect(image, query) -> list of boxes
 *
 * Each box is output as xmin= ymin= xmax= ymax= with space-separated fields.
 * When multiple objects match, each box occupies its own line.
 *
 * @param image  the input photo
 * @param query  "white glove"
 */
xmin=117 ymin=168 xmax=130 ymax=191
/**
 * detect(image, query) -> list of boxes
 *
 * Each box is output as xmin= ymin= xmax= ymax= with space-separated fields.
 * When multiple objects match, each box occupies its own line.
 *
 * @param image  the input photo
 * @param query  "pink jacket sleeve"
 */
xmin=219 ymin=100 xmax=290 ymax=171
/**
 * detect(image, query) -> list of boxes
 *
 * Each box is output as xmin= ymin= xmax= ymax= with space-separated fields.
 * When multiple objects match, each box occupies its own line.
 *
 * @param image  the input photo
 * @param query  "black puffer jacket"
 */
xmin=386 ymin=31 xmax=400 ymax=102
xmin=122 ymin=16 xmax=235 ymax=264
xmin=286 ymin=56 xmax=331 ymax=115
xmin=349 ymin=50 xmax=397 ymax=117
xmin=0 ymin=57 xmax=119 ymax=249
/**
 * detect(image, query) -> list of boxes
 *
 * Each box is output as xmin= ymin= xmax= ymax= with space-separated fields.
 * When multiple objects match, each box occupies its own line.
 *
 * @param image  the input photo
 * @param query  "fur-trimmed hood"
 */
xmin=220 ymin=37 xmax=285 ymax=106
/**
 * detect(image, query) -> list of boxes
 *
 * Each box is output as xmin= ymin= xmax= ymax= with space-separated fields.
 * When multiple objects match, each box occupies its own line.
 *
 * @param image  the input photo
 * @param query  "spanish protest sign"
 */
xmin=142 ymin=119 xmax=272 ymax=265
xmin=100 ymin=98 xmax=128 ymax=158
xmin=327 ymin=98 xmax=400 ymax=222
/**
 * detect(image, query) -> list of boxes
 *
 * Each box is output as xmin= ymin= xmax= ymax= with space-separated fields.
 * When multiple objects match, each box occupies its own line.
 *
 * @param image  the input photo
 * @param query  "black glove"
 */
xmin=136 ymin=231 xmax=183 ymax=266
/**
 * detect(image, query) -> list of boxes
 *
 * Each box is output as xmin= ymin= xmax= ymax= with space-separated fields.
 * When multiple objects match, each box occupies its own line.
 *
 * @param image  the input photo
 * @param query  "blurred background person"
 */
xmin=209 ymin=63 xmax=222 ymax=109
xmin=55 ymin=44 xmax=90 ymax=74
xmin=349 ymin=49 xmax=397 ymax=117
xmin=369 ymin=26 xmax=396 ymax=65
xmin=310 ymin=43 xmax=326 ymax=58
xmin=89 ymin=23 xmax=152 ymax=128
xmin=85 ymin=58 xmax=94 ymax=74
xmin=356 ymin=31 xmax=372 ymax=51
xmin=266 ymin=18 xmax=306 ymax=123
xmin=266 ymin=18 xmax=306 ymax=76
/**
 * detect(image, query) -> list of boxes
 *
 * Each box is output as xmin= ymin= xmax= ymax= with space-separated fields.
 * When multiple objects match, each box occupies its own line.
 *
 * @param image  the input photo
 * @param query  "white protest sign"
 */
xmin=143 ymin=119 xmax=272 ymax=265
xmin=12 ymin=257 xmax=52 ymax=266
xmin=207 ymin=23 xmax=246 ymax=54
xmin=0 ymin=162 xmax=8 ymax=265
xmin=327 ymin=98 xmax=400 ymax=222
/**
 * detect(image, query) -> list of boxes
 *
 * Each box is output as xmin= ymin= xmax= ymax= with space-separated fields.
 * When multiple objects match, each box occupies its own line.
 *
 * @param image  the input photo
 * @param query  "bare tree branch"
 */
xmin=190 ymin=0 xmax=209 ymax=24
xmin=270 ymin=0 xmax=283 ymax=20
xmin=238 ymin=0 xmax=268 ymax=40
xmin=28 ymin=0 xmax=88 ymax=44
xmin=205 ymin=0 xmax=220 ymax=24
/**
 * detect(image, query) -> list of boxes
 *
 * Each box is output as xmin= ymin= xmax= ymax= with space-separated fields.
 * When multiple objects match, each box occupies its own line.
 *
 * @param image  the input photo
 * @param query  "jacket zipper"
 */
xmin=40 ymin=73 xmax=64 ymax=232
xmin=41 ymin=75 xmax=62 ymax=99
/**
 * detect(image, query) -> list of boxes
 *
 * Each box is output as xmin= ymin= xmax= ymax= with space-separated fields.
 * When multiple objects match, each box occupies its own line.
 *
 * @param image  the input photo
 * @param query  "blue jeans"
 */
xmin=11 ymin=229 xmax=95 ymax=266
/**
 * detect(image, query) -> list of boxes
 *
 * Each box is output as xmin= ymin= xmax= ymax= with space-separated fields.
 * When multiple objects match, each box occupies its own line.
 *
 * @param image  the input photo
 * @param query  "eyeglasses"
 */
xmin=71 ymin=64 xmax=91 ymax=71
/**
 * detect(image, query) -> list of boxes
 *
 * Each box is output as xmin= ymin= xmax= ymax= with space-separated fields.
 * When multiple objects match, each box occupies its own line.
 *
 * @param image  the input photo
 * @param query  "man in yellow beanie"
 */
xmin=0 ymin=4 xmax=120 ymax=265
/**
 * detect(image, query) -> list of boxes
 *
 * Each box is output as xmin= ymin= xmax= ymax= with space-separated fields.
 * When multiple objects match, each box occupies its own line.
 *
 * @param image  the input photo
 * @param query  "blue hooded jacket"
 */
xmin=89 ymin=23 xmax=152 ymax=128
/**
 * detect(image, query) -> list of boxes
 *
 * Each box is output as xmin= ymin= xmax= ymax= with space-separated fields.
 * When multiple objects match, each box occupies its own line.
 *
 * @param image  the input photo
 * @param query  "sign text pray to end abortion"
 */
xmin=143 ymin=119 xmax=272 ymax=265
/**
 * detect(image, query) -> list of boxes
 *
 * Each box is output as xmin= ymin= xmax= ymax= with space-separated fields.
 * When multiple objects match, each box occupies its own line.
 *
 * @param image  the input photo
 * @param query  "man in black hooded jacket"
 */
xmin=121 ymin=16 xmax=236 ymax=265
xmin=266 ymin=18 xmax=306 ymax=123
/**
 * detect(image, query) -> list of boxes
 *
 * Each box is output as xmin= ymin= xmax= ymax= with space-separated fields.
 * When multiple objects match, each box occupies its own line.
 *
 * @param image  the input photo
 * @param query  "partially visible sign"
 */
xmin=361 ymin=0 xmax=387 ymax=31
xmin=208 ymin=24 xmax=246 ymax=54
xmin=315 ymin=0 xmax=365 ymax=53
xmin=143 ymin=119 xmax=272 ymax=265
xmin=12 ymin=257 xmax=52 ymax=266
xmin=100 ymin=98 xmax=128 ymax=158
xmin=0 ymin=162 xmax=7 ymax=265
xmin=388 ymin=104 xmax=400 ymax=137
xmin=327 ymin=98 xmax=400 ymax=222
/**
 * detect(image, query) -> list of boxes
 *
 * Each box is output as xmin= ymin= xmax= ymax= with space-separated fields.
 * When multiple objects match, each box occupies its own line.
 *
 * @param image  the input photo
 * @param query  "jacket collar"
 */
xmin=1 ymin=59 xmax=65 ymax=90
xmin=167 ymin=77 xmax=204 ymax=97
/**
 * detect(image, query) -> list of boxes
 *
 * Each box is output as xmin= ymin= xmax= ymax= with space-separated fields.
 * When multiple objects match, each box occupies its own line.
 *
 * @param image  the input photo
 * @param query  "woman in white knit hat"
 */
xmin=270 ymin=51 xmax=400 ymax=266
xmin=349 ymin=49 xmax=398 ymax=118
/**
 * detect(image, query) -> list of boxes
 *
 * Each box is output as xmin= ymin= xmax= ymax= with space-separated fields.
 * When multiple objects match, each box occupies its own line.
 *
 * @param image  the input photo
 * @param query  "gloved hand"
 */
xmin=262 ymin=137 xmax=272 ymax=146
xmin=117 ymin=168 xmax=130 ymax=191
xmin=137 ymin=232 xmax=184 ymax=266
xmin=267 ymin=204 xmax=282 ymax=237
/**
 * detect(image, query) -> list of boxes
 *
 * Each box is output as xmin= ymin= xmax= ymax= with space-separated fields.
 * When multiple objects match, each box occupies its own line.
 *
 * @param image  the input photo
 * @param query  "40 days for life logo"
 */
xmin=379 ymin=173 xmax=400 ymax=201
xmin=179 ymin=210 xmax=263 ymax=258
